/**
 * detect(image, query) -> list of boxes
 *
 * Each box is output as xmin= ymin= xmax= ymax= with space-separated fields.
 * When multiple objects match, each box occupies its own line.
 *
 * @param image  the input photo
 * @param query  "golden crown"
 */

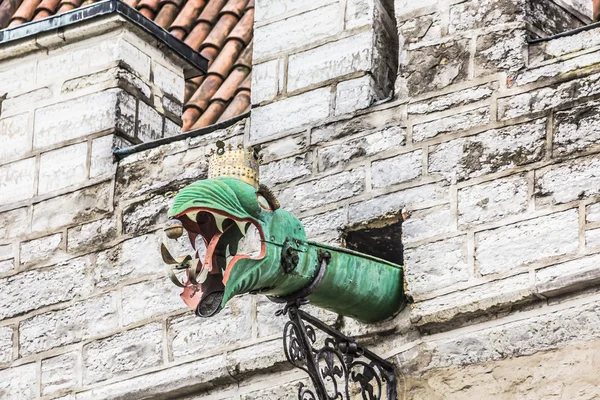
xmin=206 ymin=141 xmax=261 ymax=188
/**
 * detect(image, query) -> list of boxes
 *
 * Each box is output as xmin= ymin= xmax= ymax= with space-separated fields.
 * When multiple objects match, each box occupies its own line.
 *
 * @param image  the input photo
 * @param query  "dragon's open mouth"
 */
xmin=162 ymin=208 xmax=265 ymax=317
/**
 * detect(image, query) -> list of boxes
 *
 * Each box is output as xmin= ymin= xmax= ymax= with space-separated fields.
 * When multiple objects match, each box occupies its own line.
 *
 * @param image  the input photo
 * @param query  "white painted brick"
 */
xmin=587 ymin=202 xmax=600 ymax=223
xmin=95 ymin=234 xmax=162 ymax=288
xmin=429 ymin=119 xmax=546 ymax=183
xmin=536 ymin=155 xmax=600 ymax=206
xmin=83 ymin=323 xmax=163 ymax=384
xmin=412 ymin=274 xmax=532 ymax=325
xmin=475 ymin=209 xmax=579 ymax=275
xmin=90 ymin=135 xmax=118 ymax=178
xmin=371 ymin=150 xmax=422 ymax=188
xmin=67 ymin=217 xmax=117 ymax=254
xmin=0 ymin=113 xmax=30 ymax=160
xmin=402 ymin=205 xmax=454 ymax=244
xmin=250 ymin=87 xmax=331 ymax=142
xmin=413 ymin=107 xmax=491 ymax=142
xmin=586 ymin=228 xmax=600 ymax=249
xmin=335 ymin=75 xmax=378 ymax=116
xmin=20 ymin=232 xmax=63 ymax=265
xmin=404 ymin=236 xmax=470 ymax=296
xmin=0 ymin=363 xmax=37 ymax=399
xmin=0 ymin=256 xmax=93 ymax=320
xmin=259 ymin=153 xmax=311 ymax=186
xmin=168 ymin=297 xmax=252 ymax=359
xmin=277 ymin=168 xmax=365 ymax=213
xmin=41 ymin=352 xmax=78 ymax=396
xmin=348 ymin=183 xmax=449 ymax=224
xmin=34 ymin=89 xmax=136 ymax=148
xmin=254 ymin=3 xmax=342 ymax=60
xmin=0 ymin=157 xmax=36 ymax=206
xmin=32 ymin=183 xmax=111 ymax=233
xmin=288 ymin=31 xmax=373 ymax=92
xmin=536 ymin=253 xmax=600 ymax=296
xmin=19 ymin=292 xmax=119 ymax=355
xmin=38 ymin=142 xmax=88 ymax=194
xmin=153 ymin=62 xmax=184 ymax=100
xmin=317 ymin=126 xmax=406 ymax=171
xmin=0 ymin=326 xmax=13 ymax=364
xmin=251 ymin=59 xmax=280 ymax=104
xmin=121 ymin=279 xmax=184 ymax=326
xmin=2 ymin=87 xmax=52 ymax=114
xmin=137 ymin=101 xmax=163 ymax=142
xmin=458 ymin=174 xmax=529 ymax=227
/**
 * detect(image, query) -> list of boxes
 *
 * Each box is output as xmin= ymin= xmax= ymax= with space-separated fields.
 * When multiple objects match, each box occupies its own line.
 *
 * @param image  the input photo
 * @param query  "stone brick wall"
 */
xmin=4 ymin=0 xmax=600 ymax=399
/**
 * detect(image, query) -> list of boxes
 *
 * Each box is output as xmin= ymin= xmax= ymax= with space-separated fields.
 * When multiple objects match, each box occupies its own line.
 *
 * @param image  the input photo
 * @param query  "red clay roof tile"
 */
xmin=0 ymin=0 xmax=253 ymax=130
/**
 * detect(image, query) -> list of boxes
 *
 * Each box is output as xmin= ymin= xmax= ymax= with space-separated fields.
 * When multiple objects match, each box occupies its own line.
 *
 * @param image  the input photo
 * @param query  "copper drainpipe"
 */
xmin=595 ymin=0 xmax=600 ymax=22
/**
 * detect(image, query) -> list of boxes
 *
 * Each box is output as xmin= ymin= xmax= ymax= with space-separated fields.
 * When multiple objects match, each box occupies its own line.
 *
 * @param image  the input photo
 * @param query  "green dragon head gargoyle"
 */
xmin=162 ymin=142 xmax=405 ymax=323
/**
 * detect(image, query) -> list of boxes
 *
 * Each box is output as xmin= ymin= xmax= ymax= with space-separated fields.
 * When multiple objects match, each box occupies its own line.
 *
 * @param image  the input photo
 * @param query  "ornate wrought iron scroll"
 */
xmin=276 ymin=299 xmax=397 ymax=400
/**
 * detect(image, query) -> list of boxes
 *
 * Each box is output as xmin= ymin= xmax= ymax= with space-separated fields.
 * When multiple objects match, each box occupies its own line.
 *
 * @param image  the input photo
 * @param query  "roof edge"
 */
xmin=0 ymin=0 xmax=208 ymax=78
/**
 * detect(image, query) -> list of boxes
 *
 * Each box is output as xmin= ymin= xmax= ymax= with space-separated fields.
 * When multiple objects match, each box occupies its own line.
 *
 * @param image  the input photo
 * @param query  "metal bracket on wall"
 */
xmin=276 ymin=299 xmax=398 ymax=400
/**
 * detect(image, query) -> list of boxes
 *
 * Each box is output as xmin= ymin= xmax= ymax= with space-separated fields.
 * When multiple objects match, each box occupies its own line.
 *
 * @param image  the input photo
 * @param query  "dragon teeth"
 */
xmin=235 ymin=221 xmax=248 ymax=236
xmin=213 ymin=213 xmax=227 ymax=233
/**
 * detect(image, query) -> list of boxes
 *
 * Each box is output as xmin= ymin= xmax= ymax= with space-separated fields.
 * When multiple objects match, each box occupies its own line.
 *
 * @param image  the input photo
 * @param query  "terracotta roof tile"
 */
xmin=0 ymin=0 xmax=254 ymax=130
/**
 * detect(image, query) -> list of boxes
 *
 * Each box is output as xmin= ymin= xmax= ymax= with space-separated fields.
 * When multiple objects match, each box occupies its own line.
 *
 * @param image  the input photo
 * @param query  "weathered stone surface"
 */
xmin=428 ymin=119 xmax=546 ymax=183
xmin=536 ymin=154 xmax=600 ymax=206
xmin=301 ymin=208 xmax=347 ymax=238
xmin=553 ymin=100 xmax=600 ymax=157
xmin=277 ymin=168 xmax=365 ymax=213
xmin=0 ymin=61 xmax=36 ymax=94
xmin=411 ymin=274 xmax=532 ymax=326
xmin=19 ymin=292 xmax=119 ymax=355
xmin=527 ymin=0 xmax=585 ymax=37
xmin=0 ymin=259 xmax=13 ymax=273
xmin=32 ymin=183 xmax=111 ymax=232
xmin=498 ymin=72 xmax=600 ymax=120
xmin=169 ymin=297 xmax=252 ymax=359
xmin=317 ymin=126 xmax=405 ymax=171
xmin=402 ymin=205 xmax=454 ymax=244
xmin=519 ymin=49 xmax=600 ymax=86
xmin=288 ymin=31 xmax=373 ymax=92
xmin=448 ymin=0 xmax=524 ymax=33
xmin=537 ymin=27 xmax=600 ymax=61
xmin=0 ymin=363 xmax=37 ymax=399
xmin=0 ymin=157 xmax=36 ymax=206
xmin=38 ymin=142 xmax=88 ymax=194
xmin=259 ymin=133 xmax=308 ymax=163
xmin=83 ymin=322 xmax=163 ymax=384
xmin=34 ymin=89 xmax=136 ymax=148
xmin=250 ymin=87 xmax=331 ymax=142
xmin=585 ymin=228 xmax=600 ymax=249
xmin=90 ymin=135 xmax=124 ymax=178
xmin=259 ymin=153 xmax=311 ymax=186
xmin=349 ymin=184 xmax=449 ymax=224
xmin=536 ymin=253 xmax=600 ymax=296
xmin=20 ymin=232 xmax=63 ymax=265
xmin=0 ymin=207 xmax=28 ymax=241
xmin=137 ymin=101 xmax=163 ymax=142
xmin=240 ymin=378 xmax=310 ymax=400
xmin=0 ymin=243 xmax=13 ymax=261
xmin=371 ymin=150 xmax=422 ymax=188
xmin=153 ymin=62 xmax=184 ymax=100
xmin=121 ymin=278 xmax=184 ymax=326
xmin=335 ymin=75 xmax=378 ymax=116
xmin=475 ymin=29 xmax=526 ymax=77
xmin=0 ymin=256 xmax=93 ymax=320
xmin=398 ymin=11 xmax=443 ymax=44
xmin=399 ymin=38 xmax=470 ymax=97
xmin=226 ymin=339 xmax=288 ymax=377
xmin=253 ymin=3 xmax=342 ymax=59
xmin=458 ymin=174 xmax=529 ymax=227
xmin=0 ymin=326 xmax=13 ymax=364
xmin=404 ymin=236 xmax=470 ymax=297
xmin=0 ymin=113 xmax=30 ymax=160
xmin=42 ymin=352 xmax=78 ymax=396
xmin=311 ymin=105 xmax=403 ymax=145
xmin=75 ymin=356 xmax=230 ymax=400
xmin=394 ymin=0 xmax=437 ymax=18
xmin=476 ymin=209 xmax=579 ymax=275
xmin=252 ymin=59 xmax=280 ymax=104
xmin=412 ymin=107 xmax=490 ymax=142
xmin=408 ymin=82 xmax=497 ymax=116
xmin=254 ymin=0 xmax=337 ymax=22
xmin=587 ymin=202 xmax=600 ymax=223
xmin=122 ymin=195 xmax=170 ymax=235
xmin=67 ymin=217 xmax=117 ymax=254
xmin=2 ymin=87 xmax=52 ymax=115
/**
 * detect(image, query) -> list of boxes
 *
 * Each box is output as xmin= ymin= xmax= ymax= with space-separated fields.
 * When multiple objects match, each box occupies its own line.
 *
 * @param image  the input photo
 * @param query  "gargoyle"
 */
xmin=161 ymin=142 xmax=405 ymax=323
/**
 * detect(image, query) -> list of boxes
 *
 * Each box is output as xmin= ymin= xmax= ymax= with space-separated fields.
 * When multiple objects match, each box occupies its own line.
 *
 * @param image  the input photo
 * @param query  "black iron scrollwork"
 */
xmin=276 ymin=300 xmax=397 ymax=400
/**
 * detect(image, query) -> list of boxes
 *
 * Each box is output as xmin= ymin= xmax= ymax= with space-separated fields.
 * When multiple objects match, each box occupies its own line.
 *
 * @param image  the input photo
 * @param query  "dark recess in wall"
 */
xmin=344 ymin=219 xmax=404 ymax=266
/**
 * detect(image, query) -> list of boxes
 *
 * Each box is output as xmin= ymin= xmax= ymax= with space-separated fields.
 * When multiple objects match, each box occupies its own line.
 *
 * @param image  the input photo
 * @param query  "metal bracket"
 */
xmin=281 ymin=238 xmax=301 ymax=273
xmin=276 ymin=299 xmax=397 ymax=400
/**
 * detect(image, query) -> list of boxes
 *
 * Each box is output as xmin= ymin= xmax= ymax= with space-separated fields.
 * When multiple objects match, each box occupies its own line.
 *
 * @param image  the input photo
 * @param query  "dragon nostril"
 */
xmin=164 ymin=219 xmax=184 ymax=239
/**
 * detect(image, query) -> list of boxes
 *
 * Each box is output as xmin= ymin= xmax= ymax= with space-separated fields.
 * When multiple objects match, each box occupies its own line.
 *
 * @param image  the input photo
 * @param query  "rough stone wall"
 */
xmin=4 ymin=0 xmax=600 ymax=399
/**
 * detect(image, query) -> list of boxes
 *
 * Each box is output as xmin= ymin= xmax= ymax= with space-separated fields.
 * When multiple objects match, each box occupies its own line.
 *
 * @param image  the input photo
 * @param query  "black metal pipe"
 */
xmin=0 ymin=0 xmax=207 ymax=78
xmin=528 ymin=21 xmax=600 ymax=44
xmin=113 ymin=111 xmax=250 ymax=159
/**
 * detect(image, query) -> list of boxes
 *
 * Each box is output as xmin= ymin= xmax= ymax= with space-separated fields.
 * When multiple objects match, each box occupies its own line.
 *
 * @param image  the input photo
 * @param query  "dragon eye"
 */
xmin=257 ymin=193 xmax=272 ymax=211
